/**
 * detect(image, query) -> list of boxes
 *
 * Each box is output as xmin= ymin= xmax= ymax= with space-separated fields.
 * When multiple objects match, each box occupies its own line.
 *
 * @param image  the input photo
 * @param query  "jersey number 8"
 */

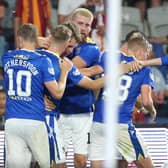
xmin=119 ymin=75 xmax=132 ymax=102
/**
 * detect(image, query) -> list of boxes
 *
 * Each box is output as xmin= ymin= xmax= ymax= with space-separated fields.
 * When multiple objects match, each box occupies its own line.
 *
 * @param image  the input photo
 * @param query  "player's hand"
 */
xmin=59 ymin=57 xmax=73 ymax=73
xmin=149 ymin=109 xmax=157 ymax=122
xmin=138 ymin=61 xmax=145 ymax=68
xmin=128 ymin=61 xmax=143 ymax=72
xmin=139 ymin=107 xmax=148 ymax=115
xmin=37 ymin=37 xmax=50 ymax=49
xmin=44 ymin=95 xmax=56 ymax=111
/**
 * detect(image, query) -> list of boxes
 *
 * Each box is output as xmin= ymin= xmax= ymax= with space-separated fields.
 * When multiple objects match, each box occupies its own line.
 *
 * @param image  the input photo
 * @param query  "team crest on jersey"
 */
xmin=48 ymin=67 xmax=55 ymax=75
xmin=73 ymin=69 xmax=80 ymax=76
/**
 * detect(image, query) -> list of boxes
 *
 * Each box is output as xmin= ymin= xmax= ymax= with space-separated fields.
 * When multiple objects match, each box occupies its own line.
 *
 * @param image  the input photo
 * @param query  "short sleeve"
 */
xmin=68 ymin=65 xmax=84 ymax=85
xmin=74 ymin=44 xmax=100 ymax=67
xmin=41 ymin=57 xmax=56 ymax=83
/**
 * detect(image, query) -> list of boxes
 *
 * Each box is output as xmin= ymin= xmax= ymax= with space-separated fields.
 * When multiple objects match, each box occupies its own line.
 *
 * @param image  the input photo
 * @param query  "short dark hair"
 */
xmin=17 ymin=24 xmax=38 ymax=42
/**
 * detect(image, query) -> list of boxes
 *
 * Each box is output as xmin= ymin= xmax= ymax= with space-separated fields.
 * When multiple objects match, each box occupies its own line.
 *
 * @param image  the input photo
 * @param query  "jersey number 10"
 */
xmin=7 ymin=69 xmax=32 ymax=97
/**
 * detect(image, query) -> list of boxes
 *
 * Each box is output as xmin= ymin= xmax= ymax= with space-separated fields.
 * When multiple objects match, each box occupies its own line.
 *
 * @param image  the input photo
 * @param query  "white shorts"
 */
xmin=5 ymin=118 xmax=50 ymax=168
xmin=117 ymin=123 xmax=149 ymax=162
xmin=45 ymin=114 xmax=66 ymax=164
xmin=58 ymin=113 xmax=93 ymax=154
xmin=88 ymin=122 xmax=105 ymax=161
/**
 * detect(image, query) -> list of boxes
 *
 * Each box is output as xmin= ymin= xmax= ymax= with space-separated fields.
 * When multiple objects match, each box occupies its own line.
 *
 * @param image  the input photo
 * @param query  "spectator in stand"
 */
xmin=83 ymin=0 xmax=105 ymax=52
xmin=124 ymin=0 xmax=162 ymax=21
xmin=14 ymin=0 xmax=52 ymax=47
xmin=57 ymin=0 xmax=86 ymax=24
xmin=2 ymin=0 xmax=16 ymax=50
xmin=0 ymin=88 xmax=6 ymax=129
xmin=0 ymin=0 xmax=8 ymax=66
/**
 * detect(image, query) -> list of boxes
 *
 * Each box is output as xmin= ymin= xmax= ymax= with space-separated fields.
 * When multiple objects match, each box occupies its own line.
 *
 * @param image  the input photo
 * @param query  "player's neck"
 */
xmin=48 ymin=46 xmax=61 ymax=57
xmin=21 ymin=42 xmax=36 ymax=51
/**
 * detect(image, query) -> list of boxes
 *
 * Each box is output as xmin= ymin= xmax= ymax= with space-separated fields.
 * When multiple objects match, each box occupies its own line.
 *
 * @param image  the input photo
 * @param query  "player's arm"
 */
xmin=44 ymin=95 xmax=56 ymax=111
xmin=45 ymin=58 xmax=72 ymax=99
xmin=141 ymin=84 xmax=157 ymax=122
xmin=77 ymin=76 xmax=105 ymax=91
xmin=120 ymin=61 xmax=142 ymax=73
xmin=72 ymin=45 xmax=100 ymax=69
xmin=79 ymin=60 xmax=142 ymax=77
xmin=79 ymin=59 xmax=142 ymax=77
xmin=79 ymin=65 xmax=103 ymax=77
xmin=140 ymin=58 xmax=162 ymax=67
xmin=140 ymin=56 xmax=168 ymax=67
xmin=44 ymin=79 xmax=67 ymax=100
xmin=71 ymin=56 xmax=88 ymax=68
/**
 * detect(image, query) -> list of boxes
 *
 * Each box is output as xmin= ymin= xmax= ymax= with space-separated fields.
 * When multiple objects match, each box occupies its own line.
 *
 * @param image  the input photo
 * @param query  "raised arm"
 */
xmin=141 ymin=84 xmax=156 ymax=122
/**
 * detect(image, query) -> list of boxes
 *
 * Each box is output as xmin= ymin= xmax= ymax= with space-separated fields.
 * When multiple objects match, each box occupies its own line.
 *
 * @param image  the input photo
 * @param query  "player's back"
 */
xmin=2 ymin=49 xmax=55 ymax=121
xmin=118 ymin=56 xmax=154 ymax=124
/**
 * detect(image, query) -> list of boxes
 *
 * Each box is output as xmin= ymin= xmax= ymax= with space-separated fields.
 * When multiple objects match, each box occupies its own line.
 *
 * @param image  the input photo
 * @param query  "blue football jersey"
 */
xmin=37 ymin=49 xmax=84 ymax=116
xmin=37 ymin=49 xmax=61 ymax=117
xmin=2 ymin=49 xmax=56 ymax=121
xmin=118 ymin=56 xmax=154 ymax=124
xmin=119 ymin=51 xmax=136 ymax=63
xmin=72 ymin=39 xmax=100 ymax=66
xmin=59 ymin=40 xmax=100 ymax=114
xmin=93 ymin=52 xmax=132 ymax=123
xmin=93 ymin=52 xmax=106 ymax=123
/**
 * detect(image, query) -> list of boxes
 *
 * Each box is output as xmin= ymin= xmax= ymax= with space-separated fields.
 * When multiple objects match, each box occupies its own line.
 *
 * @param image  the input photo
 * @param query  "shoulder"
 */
xmin=80 ymin=41 xmax=100 ymax=52
xmin=141 ymin=66 xmax=152 ymax=73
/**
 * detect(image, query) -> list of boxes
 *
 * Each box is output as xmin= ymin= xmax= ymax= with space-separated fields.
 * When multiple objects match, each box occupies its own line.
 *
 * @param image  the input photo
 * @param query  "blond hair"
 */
xmin=69 ymin=8 xmax=93 ymax=22
xmin=127 ymin=37 xmax=150 ymax=53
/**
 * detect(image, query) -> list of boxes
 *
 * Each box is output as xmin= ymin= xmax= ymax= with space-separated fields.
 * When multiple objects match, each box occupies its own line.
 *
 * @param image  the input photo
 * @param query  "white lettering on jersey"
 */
xmin=119 ymin=75 xmax=132 ymax=102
